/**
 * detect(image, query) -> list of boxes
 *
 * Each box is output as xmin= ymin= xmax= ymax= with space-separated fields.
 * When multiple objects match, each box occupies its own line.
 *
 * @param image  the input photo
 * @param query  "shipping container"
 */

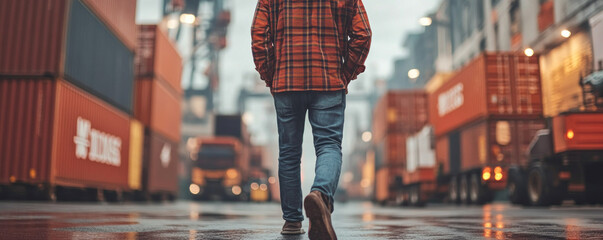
xmin=372 ymin=90 xmax=428 ymax=143
xmin=406 ymin=126 xmax=436 ymax=173
xmin=0 ymin=0 xmax=67 ymax=76
xmin=82 ymin=0 xmax=138 ymax=51
xmin=134 ymin=78 xmax=182 ymax=142
xmin=0 ymin=0 xmax=135 ymax=114
xmin=136 ymin=25 xmax=183 ymax=94
xmin=540 ymin=32 xmax=593 ymax=117
xmin=143 ymin=129 xmax=179 ymax=196
xmin=0 ymin=78 xmax=131 ymax=191
xmin=429 ymin=53 xmax=543 ymax=137
xmin=64 ymin=0 xmax=134 ymax=113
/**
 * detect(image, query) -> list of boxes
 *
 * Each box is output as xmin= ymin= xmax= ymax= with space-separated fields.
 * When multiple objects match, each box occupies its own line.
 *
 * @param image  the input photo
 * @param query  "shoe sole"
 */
xmin=281 ymin=229 xmax=305 ymax=235
xmin=304 ymin=194 xmax=337 ymax=240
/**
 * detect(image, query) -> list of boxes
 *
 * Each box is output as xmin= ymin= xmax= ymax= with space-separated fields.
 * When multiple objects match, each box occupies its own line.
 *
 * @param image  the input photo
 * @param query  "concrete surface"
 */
xmin=1 ymin=201 xmax=603 ymax=239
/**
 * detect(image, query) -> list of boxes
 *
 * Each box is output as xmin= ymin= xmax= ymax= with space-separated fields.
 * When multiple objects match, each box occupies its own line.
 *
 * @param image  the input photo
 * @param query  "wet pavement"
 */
xmin=1 ymin=201 xmax=603 ymax=239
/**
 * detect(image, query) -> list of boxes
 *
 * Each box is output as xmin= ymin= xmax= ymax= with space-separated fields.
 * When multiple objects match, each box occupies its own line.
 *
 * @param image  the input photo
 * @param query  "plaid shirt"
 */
xmin=251 ymin=0 xmax=371 ymax=93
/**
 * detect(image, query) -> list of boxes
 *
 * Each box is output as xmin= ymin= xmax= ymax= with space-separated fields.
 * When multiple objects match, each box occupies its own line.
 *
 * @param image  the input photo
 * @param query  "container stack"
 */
xmin=371 ymin=90 xmax=429 ymax=203
xmin=0 ymin=0 xmax=139 ymax=201
xmin=134 ymin=25 xmax=183 ymax=200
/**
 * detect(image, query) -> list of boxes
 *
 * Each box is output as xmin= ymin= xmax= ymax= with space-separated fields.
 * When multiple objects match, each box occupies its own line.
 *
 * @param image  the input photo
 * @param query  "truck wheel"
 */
xmin=459 ymin=175 xmax=470 ymax=204
xmin=449 ymin=176 xmax=459 ymax=204
xmin=470 ymin=173 xmax=487 ymax=204
xmin=527 ymin=165 xmax=551 ymax=206
xmin=508 ymin=169 xmax=528 ymax=205
xmin=410 ymin=185 xmax=422 ymax=206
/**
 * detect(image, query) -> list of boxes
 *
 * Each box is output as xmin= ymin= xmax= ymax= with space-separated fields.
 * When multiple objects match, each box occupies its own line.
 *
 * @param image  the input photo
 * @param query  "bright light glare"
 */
xmin=260 ymin=184 xmax=268 ymax=191
xmin=189 ymin=184 xmax=201 ymax=195
xmin=232 ymin=185 xmax=242 ymax=195
xmin=561 ymin=29 xmax=571 ymax=38
xmin=180 ymin=14 xmax=196 ymax=24
xmin=250 ymin=182 xmax=259 ymax=190
xmin=268 ymin=177 xmax=276 ymax=184
xmin=524 ymin=48 xmax=534 ymax=57
xmin=362 ymin=131 xmax=372 ymax=142
xmin=419 ymin=17 xmax=433 ymax=26
xmin=408 ymin=69 xmax=420 ymax=79
xmin=566 ymin=130 xmax=575 ymax=140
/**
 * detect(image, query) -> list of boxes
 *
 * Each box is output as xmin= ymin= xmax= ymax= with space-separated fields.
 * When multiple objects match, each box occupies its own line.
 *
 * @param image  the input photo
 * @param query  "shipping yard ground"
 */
xmin=1 ymin=201 xmax=603 ymax=239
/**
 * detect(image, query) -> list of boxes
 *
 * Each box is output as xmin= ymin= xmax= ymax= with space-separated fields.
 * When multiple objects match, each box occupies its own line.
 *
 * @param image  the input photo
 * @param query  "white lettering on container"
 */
xmin=160 ymin=144 xmax=171 ymax=168
xmin=73 ymin=117 xmax=122 ymax=167
xmin=438 ymin=83 xmax=464 ymax=117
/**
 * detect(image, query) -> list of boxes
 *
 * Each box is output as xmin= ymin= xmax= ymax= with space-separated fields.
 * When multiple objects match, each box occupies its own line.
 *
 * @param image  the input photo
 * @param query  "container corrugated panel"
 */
xmin=540 ymin=32 xmax=593 ymax=117
xmin=429 ymin=53 xmax=543 ymax=137
xmin=460 ymin=121 xmax=488 ymax=170
xmin=82 ymin=0 xmax=138 ymax=51
xmin=134 ymin=79 xmax=182 ymax=142
xmin=136 ymin=25 xmax=183 ymax=94
xmin=385 ymin=133 xmax=408 ymax=167
xmin=0 ymin=79 xmax=56 ymax=184
xmin=372 ymin=90 xmax=429 ymax=143
xmin=129 ymin=119 xmax=144 ymax=190
xmin=52 ymin=80 xmax=131 ymax=189
xmin=538 ymin=1 xmax=554 ymax=32
xmin=64 ymin=0 xmax=134 ymax=113
xmin=144 ymin=129 xmax=179 ymax=193
xmin=0 ymin=0 xmax=67 ymax=76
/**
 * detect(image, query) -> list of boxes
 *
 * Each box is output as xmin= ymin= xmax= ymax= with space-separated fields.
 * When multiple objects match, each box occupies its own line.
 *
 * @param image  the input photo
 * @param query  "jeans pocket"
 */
xmin=312 ymin=90 xmax=344 ymax=110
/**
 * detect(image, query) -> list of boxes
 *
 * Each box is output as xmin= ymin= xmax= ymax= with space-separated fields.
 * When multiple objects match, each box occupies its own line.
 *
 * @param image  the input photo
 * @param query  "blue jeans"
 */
xmin=273 ymin=90 xmax=346 ymax=222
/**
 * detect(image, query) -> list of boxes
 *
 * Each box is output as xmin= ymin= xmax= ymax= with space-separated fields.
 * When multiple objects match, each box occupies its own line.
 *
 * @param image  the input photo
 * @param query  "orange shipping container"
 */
xmin=136 ymin=25 xmax=183 ymax=94
xmin=372 ymin=90 xmax=428 ymax=143
xmin=429 ymin=53 xmax=543 ymax=137
xmin=1 ymin=78 xmax=131 ymax=190
xmin=82 ymin=0 xmax=138 ymax=51
xmin=143 ymin=129 xmax=179 ymax=194
xmin=135 ymin=79 xmax=182 ymax=142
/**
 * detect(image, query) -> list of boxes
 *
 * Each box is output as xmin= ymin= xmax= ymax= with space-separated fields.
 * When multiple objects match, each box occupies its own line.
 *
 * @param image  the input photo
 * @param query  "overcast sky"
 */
xmin=219 ymin=0 xmax=441 ymax=113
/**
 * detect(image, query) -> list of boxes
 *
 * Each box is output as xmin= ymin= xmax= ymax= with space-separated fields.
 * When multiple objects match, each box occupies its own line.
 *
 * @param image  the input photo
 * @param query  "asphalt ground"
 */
xmin=1 ymin=201 xmax=603 ymax=239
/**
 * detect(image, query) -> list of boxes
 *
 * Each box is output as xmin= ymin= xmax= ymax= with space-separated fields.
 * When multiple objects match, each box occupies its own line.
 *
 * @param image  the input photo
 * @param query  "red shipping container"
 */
xmin=143 ymin=129 xmax=179 ymax=194
xmin=538 ymin=1 xmax=554 ymax=32
xmin=1 ymin=79 xmax=131 ymax=190
xmin=82 ymin=0 xmax=138 ymax=51
xmin=429 ymin=53 xmax=542 ymax=137
xmin=134 ymin=79 xmax=182 ymax=142
xmin=0 ymin=0 xmax=67 ymax=76
xmin=372 ymin=90 xmax=428 ymax=143
xmin=552 ymin=113 xmax=603 ymax=153
xmin=136 ymin=25 xmax=183 ymax=94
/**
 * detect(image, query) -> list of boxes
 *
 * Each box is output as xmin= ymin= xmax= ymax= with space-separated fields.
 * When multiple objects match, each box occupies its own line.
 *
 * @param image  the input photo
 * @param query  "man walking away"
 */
xmin=251 ymin=0 xmax=371 ymax=239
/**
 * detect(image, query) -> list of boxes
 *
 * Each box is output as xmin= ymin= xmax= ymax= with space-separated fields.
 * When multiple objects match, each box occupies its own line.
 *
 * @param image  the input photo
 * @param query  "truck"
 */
xmin=427 ymin=52 xmax=544 ymax=205
xmin=188 ymin=136 xmax=249 ymax=201
xmin=508 ymin=70 xmax=603 ymax=206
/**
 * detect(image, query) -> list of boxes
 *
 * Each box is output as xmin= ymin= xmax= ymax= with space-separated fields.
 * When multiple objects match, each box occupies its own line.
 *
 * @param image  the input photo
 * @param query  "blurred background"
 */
xmin=1 ymin=0 xmax=602 ymax=208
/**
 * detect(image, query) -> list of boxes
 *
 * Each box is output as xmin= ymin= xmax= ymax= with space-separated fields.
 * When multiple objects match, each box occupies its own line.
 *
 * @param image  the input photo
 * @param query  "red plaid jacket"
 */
xmin=251 ymin=0 xmax=371 ymax=93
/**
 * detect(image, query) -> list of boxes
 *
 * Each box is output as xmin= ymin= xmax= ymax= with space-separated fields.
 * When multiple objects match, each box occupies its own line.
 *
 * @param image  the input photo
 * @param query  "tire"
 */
xmin=449 ymin=176 xmax=459 ymax=204
xmin=409 ymin=185 xmax=421 ymax=206
xmin=470 ymin=173 xmax=488 ymax=205
xmin=459 ymin=175 xmax=470 ymax=204
xmin=527 ymin=165 xmax=552 ymax=206
xmin=508 ymin=168 xmax=529 ymax=205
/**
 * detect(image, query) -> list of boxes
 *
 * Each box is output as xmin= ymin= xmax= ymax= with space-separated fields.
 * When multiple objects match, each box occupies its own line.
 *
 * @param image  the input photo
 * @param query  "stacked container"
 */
xmin=0 ymin=0 xmax=138 ymax=199
xmin=371 ymin=90 xmax=429 ymax=203
xmin=134 ymin=25 xmax=183 ymax=199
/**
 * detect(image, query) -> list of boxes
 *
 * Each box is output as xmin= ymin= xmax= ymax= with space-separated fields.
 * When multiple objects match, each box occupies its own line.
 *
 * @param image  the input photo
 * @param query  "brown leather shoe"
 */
xmin=304 ymin=191 xmax=337 ymax=240
xmin=281 ymin=221 xmax=305 ymax=235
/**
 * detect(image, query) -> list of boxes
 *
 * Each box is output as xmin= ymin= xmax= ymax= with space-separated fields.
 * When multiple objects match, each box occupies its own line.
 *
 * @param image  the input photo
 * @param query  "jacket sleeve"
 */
xmin=344 ymin=0 xmax=372 ymax=82
xmin=251 ymin=0 xmax=275 ymax=87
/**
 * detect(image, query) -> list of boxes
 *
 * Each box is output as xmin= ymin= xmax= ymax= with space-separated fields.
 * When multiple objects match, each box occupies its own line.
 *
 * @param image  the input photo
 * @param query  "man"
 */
xmin=251 ymin=0 xmax=371 ymax=239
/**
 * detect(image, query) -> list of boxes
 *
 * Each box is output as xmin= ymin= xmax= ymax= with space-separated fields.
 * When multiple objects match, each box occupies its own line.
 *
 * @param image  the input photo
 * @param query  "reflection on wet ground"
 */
xmin=1 ymin=201 xmax=603 ymax=239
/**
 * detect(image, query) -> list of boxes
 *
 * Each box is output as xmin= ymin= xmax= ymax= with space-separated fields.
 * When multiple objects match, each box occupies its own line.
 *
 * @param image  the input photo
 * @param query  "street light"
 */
xmin=419 ymin=17 xmax=432 ymax=27
xmin=561 ymin=29 xmax=571 ymax=38
xmin=524 ymin=48 xmax=534 ymax=57
xmin=408 ymin=69 xmax=420 ymax=80
xmin=362 ymin=131 xmax=372 ymax=143
xmin=180 ymin=13 xmax=196 ymax=24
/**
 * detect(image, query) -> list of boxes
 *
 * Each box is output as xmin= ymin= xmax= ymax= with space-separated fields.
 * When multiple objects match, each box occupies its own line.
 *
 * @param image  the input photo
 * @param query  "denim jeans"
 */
xmin=273 ymin=90 xmax=346 ymax=222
